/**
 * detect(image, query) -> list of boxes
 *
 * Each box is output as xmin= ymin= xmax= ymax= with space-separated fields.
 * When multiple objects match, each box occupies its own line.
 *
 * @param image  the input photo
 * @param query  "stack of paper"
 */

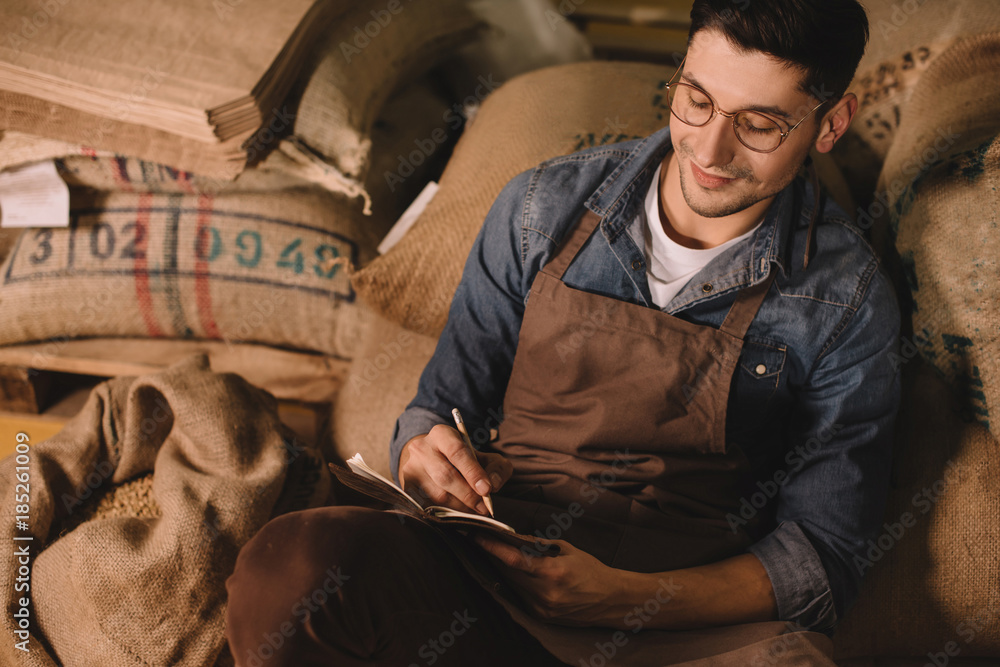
xmin=0 ymin=0 xmax=349 ymax=178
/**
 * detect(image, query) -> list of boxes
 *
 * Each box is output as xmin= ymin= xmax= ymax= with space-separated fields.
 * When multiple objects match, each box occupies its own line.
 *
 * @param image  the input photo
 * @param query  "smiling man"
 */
xmin=226 ymin=1 xmax=901 ymax=664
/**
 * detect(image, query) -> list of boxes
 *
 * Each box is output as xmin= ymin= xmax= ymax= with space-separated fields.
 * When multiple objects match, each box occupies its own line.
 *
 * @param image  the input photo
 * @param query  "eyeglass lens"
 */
xmin=667 ymin=83 xmax=784 ymax=152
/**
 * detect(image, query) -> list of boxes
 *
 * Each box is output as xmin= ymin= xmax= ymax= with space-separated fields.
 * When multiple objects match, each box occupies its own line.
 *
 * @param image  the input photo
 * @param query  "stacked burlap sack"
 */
xmin=0 ymin=0 xmax=489 ymax=361
xmin=830 ymin=0 xmax=1000 ymax=214
xmin=0 ymin=354 xmax=332 ymax=667
xmin=336 ymin=59 xmax=1000 ymax=660
xmin=0 ymin=0 xmax=482 ymax=189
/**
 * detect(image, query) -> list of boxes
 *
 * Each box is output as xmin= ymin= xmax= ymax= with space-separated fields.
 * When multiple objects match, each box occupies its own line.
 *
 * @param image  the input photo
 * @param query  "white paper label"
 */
xmin=0 ymin=160 xmax=70 ymax=228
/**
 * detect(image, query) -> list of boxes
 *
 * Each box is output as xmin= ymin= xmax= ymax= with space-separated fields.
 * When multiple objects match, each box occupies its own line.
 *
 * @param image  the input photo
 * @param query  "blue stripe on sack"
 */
xmin=163 ymin=193 xmax=194 ymax=337
xmin=115 ymin=157 xmax=132 ymax=184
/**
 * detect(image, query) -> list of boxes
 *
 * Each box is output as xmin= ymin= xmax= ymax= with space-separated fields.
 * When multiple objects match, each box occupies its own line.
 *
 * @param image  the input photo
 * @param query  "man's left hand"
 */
xmin=473 ymin=534 xmax=632 ymax=627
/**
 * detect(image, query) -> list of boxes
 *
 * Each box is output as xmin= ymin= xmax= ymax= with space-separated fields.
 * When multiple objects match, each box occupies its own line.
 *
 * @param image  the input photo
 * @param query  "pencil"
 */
xmin=452 ymin=408 xmax=495 ymax=518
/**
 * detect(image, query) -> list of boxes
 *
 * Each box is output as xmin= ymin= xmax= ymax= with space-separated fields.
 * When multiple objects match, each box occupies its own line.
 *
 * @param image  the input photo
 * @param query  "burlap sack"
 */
xmin=878 ymin=33 xmax=1000 ymax=435
xmin=274 ymin=0 xmax=482 ymax=203
xmin=0 ymin=130 xmax=112 ymax=172
xmin=0 ymin=89 xmax=253 ymax=182
xmin=0 ymin=187 xmax=389 ymax=358
xmin=52 ymin=153 xmax=311 ymax=194
xmin=832 ymin=0 xmax=1000 ymax=206
xmin=351 ymin=61 xmax=859 ymax=337
xmin=331 ymin=307 xmax=438 ymax=477
xmin=833 ymin=359 xmax=1000 ymax=658
xmin=0 ymin=354 xmax=332 ymax=666
xmin=351 ymin=61 xmax=670 ymax=336
xmin=45 ymin=73 xmax=457 ymax=217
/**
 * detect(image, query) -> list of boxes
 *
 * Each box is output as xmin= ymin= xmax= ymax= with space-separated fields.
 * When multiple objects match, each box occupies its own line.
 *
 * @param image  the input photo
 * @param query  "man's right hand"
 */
xmin=398 ymin=424 xmax=512 ymax=515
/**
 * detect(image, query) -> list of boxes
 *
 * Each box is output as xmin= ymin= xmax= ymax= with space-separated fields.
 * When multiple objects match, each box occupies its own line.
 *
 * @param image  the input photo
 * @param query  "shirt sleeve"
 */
xmin=389 ymin=171 xmax=533 ymax=483
xmin=749 ymin=260 xmax=901 ymax=633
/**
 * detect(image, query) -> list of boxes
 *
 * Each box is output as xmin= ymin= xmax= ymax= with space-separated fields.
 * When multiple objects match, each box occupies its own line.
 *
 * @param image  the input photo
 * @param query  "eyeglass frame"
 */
xmin=663 ymin=56 xmax=829 ymax=154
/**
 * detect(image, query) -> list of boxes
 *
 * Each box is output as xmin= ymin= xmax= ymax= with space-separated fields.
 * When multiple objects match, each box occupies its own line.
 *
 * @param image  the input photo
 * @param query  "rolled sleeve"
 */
xmin=750 ymin=521 xmax=837 ymax=632
xmin=386 ymin=171 xmax=533 ymax=484
xmin=758 ymin=260 xmax=900 ymax=631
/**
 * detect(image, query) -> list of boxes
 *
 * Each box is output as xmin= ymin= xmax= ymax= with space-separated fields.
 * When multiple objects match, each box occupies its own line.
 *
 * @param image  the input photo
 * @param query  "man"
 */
xmin=226 ymin=0 xmax=900 ymax=664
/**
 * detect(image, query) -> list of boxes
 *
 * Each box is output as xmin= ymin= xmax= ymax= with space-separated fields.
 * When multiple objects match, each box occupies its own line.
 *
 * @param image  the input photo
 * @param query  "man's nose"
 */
xmin=691 ymin=113 xmax=737 ymax=169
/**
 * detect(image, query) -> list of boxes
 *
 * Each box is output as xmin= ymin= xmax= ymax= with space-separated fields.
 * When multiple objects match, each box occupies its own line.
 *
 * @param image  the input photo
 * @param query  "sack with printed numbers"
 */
xmin=880 ymin=32 xmax=1000 ymax=435
xmin=0 ymin=188 xmax=390 ymax=357
xmin=832 ymin=0 xmax=1000 ymax=207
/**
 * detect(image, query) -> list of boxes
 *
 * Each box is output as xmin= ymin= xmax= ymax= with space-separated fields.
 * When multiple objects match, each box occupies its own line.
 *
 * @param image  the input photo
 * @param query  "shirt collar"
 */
xmin=584 ymin=124 xmax=802 ymax=285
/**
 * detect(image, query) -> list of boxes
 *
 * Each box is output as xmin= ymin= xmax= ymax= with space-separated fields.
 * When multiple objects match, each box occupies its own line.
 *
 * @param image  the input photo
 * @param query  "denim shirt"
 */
xmin=389 ymin=125 xmax=901 ymax=634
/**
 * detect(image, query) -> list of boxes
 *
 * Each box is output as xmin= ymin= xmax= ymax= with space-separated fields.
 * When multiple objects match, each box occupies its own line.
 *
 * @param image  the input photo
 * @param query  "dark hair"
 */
xmin=688 ymin=0 xmax=869 ymax=102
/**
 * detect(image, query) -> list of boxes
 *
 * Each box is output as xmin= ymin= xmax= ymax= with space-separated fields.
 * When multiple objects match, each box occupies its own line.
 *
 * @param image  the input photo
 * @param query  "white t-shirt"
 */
xmin=643 ymin=163 xmax=761 ymax=308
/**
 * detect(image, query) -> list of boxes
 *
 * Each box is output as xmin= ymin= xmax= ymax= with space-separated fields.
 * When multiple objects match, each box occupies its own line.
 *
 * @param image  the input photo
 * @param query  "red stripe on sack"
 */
xmin=194 ymin=193 xmax=221 ymax=339
xmin=133 ymin=193 xmax=165 ymax=337
xmin=178 ymin=171 xmax=195 ymax=195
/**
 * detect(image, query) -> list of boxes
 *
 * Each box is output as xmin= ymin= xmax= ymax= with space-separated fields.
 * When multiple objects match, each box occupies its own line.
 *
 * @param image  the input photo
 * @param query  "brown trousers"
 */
xmin=225 ymin=506 xmax=566 ymax=666
xmin=225 ymin=506 xmax=836 ymax=667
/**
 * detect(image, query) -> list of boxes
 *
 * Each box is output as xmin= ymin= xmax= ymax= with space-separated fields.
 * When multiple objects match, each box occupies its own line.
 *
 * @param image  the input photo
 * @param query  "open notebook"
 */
xmin=329 ymin=454 xmax=559 ymax=554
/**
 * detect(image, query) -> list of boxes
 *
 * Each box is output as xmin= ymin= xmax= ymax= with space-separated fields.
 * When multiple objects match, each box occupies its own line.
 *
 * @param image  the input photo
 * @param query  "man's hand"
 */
xmin=474 ymin=535 xmax=632 ymax=627
xmin=398 ymin=424 xmax=512 ymax=515
xmin=474 ymin=535 xmax=778 ymax=630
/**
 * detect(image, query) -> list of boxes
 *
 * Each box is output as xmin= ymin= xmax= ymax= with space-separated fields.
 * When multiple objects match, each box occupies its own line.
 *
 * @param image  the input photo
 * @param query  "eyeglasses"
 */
xmin=663 ymin=58 xmax=828 ymax=153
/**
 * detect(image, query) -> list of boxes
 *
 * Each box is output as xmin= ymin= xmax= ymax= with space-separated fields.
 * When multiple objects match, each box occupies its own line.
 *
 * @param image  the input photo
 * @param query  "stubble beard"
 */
xmin=675 ymin=141 xmax=799 ymax=219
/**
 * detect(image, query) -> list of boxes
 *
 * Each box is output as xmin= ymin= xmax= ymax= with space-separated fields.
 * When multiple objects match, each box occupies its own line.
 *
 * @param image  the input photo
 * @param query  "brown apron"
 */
xmin=489 ymin=208 xmax=771 ymax=573
xmin=453 ymin=209 xmax=833 ymax=665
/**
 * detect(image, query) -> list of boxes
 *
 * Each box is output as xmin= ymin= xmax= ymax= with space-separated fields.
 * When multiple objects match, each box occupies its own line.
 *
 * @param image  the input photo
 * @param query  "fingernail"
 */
xmin=475 ymin=480 xmax=491 ymax=495
xmin=489 ymin=473 xmax=502 ymax=490
xmin=476 ymin=501 xmax=488 ymax=515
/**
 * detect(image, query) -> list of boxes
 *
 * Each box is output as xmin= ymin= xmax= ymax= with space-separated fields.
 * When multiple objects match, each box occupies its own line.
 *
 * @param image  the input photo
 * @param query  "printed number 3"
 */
xmin=29 ymin=229 xmax=53 ymax=265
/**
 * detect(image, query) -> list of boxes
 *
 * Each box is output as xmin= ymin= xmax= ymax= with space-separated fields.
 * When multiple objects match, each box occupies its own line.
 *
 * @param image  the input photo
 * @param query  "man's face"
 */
xmin=670 ymin=29 xmax=822 ymax=219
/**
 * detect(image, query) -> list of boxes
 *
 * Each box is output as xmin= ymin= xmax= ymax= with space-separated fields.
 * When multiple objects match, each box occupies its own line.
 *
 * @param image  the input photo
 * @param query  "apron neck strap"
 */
xmin=545 ymin=207 xmax=773 ymax=340
xmin=542 ymin=209 xmax=603 ymax=280
xmin=718 ymin=272 xmax=775 ymax=339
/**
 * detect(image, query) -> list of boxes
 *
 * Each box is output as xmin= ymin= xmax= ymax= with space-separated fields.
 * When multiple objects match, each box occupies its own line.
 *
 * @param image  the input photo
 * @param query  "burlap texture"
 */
xmin=0 ymin=354 xmax=332 ymax=666
xmin=833 ymin=359 xmax=1000 ymax=658
xmin=351 ymin=61 xmax=672 ymax=336
xmin=282 ymin=0 xmax=481 ymax=191
xmin=879 ymin=33 xmax=1000 ymax=434
xmin=0 ymin=130 xmax=112 ymax=172
xmin=351 ymin=61 xmax=859 ymax=337
xmin=1 ymin=0 xmax=477 ymax=185
xmin=331 ymin=308 xmax=438 ymax=478
xmin=52 ymin=153 xmax=312 ymax=194
xmin=0 ymin=187 xmax=389 ymax=358
xmin=0 ymin=89 xmax=252 ymax=182
xmin=831 ymin=0 xmax=1000 ymax=205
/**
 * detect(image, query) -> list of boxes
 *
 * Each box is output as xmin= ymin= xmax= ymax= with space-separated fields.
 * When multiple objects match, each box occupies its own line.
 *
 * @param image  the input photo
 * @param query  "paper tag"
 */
xmin=0 ymin=160 xmax=71 ymax=228
xmin=377 ymin=181 xmax=439 ymax=255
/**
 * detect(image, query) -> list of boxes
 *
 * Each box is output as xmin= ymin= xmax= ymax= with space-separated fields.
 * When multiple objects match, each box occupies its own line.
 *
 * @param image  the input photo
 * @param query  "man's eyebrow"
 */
xmin=680 ymin=71 xmax=793 ymax=121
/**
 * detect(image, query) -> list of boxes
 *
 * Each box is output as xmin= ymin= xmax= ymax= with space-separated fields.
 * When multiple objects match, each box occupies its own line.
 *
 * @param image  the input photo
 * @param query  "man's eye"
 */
xmin=739 ymin=115 xmax=780 ymax=134
xmin=687 ymin=98 xmax=711 ymax=109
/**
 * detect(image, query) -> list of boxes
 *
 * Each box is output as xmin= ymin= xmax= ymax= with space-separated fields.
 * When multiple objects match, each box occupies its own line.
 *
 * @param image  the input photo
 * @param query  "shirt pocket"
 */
xmin=728 ymin=340 xmax=788 ymax=437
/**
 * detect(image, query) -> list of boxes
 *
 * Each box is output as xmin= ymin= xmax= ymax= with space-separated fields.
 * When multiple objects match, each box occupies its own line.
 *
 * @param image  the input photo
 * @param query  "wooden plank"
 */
xmin=568 ymin=0 xmax=693 ymax=28
xmin=584 ymin=21 xmax=690 ymax=63
xmin=1 ymin=392 xmax=327 ymax=460
xmin=0 ymin=338 xmax=349 ymax=403
xmin=0 ymin=365 xmax=51 ymax=413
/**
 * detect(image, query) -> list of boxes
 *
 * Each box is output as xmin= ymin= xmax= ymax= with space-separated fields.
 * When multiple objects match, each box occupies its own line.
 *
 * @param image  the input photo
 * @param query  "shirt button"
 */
xmin=755 ymin=364 xmax=767 ymax=375
xmin=631 ymin=259 xmax=642 ymax=270
xmin=702 ymin=283 xmax=713 ymax=293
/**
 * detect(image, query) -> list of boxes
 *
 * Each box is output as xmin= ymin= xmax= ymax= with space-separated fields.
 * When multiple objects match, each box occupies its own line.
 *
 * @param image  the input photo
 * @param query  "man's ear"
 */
xmin=813 ymin=92 xmax=858 ymax=154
